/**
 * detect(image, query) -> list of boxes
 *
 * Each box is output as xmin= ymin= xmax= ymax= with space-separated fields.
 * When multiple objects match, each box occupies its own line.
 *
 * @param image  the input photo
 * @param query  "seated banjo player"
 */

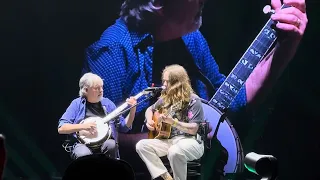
xmin=58 ymin=72 xmax=137 ymax=160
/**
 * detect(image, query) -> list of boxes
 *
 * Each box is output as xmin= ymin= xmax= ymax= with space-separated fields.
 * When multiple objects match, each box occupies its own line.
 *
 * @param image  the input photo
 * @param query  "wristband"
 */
xmin=172 ymin=118 xmax=178 ymax=127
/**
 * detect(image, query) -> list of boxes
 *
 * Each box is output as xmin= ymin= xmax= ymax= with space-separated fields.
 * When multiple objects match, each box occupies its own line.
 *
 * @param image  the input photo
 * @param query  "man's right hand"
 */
xmin=82 ymin=122 xmax=97 ymax=134
xmin=146 ymin=118 xmax=155 ymax=131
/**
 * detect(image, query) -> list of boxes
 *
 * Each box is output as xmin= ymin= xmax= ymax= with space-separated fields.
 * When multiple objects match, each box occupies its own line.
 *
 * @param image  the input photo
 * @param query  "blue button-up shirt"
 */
xmin=58 ymin=97 xmax=131 ymax=141
xmin=83 ymin=18 xmax=247 ymax=123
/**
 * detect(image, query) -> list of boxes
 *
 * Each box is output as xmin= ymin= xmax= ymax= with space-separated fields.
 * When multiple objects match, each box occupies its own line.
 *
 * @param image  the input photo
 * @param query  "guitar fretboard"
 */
xmin=208 ymin=4 xmax=290 ymax=112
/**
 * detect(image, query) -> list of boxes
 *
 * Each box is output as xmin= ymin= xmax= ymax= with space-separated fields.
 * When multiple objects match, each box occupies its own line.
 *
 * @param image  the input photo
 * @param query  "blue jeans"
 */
xmin=71 ymin=139 xmax=117 ymax=159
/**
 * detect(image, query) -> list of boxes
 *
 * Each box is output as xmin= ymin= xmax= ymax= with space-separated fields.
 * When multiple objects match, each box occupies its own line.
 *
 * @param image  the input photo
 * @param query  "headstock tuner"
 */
xmin=263 ymin=5 xmax=275 ymax=15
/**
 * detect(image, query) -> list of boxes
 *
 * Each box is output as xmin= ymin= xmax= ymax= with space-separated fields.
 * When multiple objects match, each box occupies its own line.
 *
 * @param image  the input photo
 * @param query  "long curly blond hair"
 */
xmin=160 ymin=64 xmax=194 ymax=112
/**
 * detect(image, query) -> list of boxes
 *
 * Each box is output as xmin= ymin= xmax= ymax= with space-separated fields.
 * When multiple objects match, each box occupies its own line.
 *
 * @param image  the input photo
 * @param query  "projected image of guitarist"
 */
xmin=57 ymin=72 xmax=137 ymax=160
xmin=136 ymin=64 xmax=205 ymax=180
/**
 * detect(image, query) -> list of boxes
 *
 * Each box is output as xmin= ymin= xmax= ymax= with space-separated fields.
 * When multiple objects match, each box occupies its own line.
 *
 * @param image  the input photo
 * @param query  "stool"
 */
xmin=160 ymin=121 xmax=210 ymax=180
xmin=160 ymin=157 xmax=202 ymax=179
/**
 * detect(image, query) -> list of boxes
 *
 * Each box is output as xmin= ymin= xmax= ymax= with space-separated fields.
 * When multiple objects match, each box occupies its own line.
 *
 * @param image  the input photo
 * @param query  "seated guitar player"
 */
xmin=57 ymin=72 xmax=137 ymax=160
xmin=136 ymin=64 xmax=205 ymax=180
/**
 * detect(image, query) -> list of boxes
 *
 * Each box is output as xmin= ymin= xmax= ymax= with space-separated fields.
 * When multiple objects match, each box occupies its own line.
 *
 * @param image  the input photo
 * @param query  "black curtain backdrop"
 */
xmin=0 ymin=0 xmax=319 ymax=179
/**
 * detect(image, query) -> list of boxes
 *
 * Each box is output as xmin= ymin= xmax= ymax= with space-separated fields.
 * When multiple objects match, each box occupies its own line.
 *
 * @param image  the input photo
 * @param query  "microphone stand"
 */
xmin=211 ymin=109 xmax=229 ymax=139
xmin=111 ymin=91 xmax=160 ymax=160
xmin=204 ymin=104 xmax=230 ymax=150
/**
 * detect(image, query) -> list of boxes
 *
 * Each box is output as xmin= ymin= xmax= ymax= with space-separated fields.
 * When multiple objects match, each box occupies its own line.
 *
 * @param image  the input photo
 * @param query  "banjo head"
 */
xmin=77 ymin=117 xmax=112 ymax=147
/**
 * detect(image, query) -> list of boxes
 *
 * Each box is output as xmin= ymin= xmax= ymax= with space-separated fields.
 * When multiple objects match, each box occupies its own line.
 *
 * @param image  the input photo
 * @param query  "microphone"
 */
xmin=144 ymin=86 xmax=166 ymax=92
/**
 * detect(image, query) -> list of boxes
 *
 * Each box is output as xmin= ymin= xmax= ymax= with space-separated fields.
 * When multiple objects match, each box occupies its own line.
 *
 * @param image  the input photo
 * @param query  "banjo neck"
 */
xmin=208 ymin=4 xmax=290 ymax=113
xmin=101 ymin=90 xmax=149 ymax=124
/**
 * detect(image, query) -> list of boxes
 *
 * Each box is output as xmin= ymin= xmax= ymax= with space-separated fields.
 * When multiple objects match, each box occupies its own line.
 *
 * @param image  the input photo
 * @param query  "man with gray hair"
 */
xmin=58 ymin=72 xmax=137 ymax=159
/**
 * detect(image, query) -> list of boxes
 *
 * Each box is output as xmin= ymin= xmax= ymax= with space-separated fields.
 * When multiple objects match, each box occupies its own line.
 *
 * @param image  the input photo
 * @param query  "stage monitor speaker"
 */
xmin=244 ymin=152 xmax=278 ymax=180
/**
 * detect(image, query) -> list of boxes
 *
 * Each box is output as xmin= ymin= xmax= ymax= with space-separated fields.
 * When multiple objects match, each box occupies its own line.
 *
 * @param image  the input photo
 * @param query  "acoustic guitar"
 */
xmin=148 ymin=102 xmax=181 ymax=139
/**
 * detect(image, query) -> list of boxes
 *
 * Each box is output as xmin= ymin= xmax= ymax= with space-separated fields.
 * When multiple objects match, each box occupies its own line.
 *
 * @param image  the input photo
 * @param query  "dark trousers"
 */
xmin=70 ymin=139 xmax=117 ymax=159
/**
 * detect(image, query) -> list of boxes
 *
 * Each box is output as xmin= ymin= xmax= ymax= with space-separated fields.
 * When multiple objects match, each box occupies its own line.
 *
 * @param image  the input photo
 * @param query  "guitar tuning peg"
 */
xmin=263 ymin=5 xmax=275 ymax=14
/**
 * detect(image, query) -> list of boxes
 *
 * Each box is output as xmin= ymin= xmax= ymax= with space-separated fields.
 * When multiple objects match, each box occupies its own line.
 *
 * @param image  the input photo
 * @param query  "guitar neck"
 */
xmin=208 ymin=4 xmax=290 ymax=112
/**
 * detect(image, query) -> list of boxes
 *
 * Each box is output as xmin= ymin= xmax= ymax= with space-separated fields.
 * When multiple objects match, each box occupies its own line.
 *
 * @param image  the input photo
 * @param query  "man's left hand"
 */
xmin=126 ymin=97 xmax=137 ymax=107
xmin=271 ymin=0 xmax=308 ymax=42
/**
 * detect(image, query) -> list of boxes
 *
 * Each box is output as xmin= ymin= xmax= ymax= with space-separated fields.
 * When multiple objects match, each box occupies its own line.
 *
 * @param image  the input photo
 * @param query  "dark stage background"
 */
xmin=0 ymin=0 xmax=319 ymax=179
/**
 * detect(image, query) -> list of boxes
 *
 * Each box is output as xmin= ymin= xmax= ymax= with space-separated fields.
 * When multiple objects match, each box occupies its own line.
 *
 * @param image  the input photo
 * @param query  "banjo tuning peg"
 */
xmin=263 ymin=5 xmax=275 ymax=15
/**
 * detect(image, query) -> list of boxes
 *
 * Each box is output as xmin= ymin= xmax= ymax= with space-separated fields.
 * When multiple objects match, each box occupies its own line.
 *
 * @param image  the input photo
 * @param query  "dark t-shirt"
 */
xmin=151 ymin=94 xmax=204 ymax=138
xmin=85 ymin=101 xmax=106 ymax=118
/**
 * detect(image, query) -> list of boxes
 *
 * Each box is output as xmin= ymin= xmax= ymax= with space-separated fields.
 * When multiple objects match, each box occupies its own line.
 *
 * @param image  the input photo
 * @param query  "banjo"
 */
xmin=76 ymin=87 xmax=156 ymax=148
